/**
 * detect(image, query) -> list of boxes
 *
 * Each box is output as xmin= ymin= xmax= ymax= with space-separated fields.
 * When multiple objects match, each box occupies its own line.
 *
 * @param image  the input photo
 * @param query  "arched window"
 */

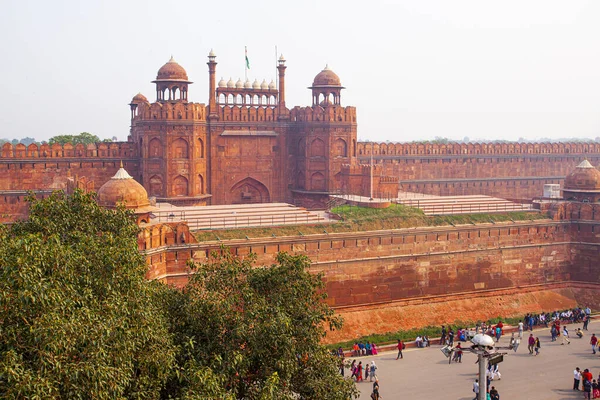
xmin=310 ymin=138 xmax=326 ymax=157
xmin=173 ymin=138 xmax=189 ymax=158
xmin=334 ymin=138 xmax=347 ymax=157
xmin=173 ymin=175 xmax=189 ymax=196
xmin=310 ymin=172 xmax=326 ymax=191
xmin=148 ymin=138 xmax=162 ymax=158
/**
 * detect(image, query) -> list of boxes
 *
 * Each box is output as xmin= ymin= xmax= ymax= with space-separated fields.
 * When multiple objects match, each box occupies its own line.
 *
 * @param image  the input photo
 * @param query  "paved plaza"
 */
xmin=355 ymin=320 xmax=600 ymax=400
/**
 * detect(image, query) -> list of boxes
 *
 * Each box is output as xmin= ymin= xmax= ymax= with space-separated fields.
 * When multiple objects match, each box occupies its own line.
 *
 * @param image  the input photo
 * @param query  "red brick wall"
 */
xmin=357 ymin=141 xmax=600 ymax=199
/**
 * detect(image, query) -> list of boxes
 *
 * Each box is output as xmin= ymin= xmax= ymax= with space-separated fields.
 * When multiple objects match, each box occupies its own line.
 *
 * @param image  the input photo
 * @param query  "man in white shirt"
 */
xmin=518 ymin=320 xmax=524 ymax=339
xmin=473 ymin=379 xmax=480 ymax=400
xmin=574 ymin=367 xmax=581 ymax=390
xmin=415 ymin=336 xmax=423 ymax=348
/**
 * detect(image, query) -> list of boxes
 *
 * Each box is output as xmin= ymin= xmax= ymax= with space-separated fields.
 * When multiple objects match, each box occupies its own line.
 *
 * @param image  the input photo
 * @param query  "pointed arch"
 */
xmin=149 ymin=175 xmax=163 ymax=197
xmin=333 ymin=138 xmax=347 ymax=157
xmin=149 ymin=138 xmax=162 ymax=158
xmin=230 ymin=177 xmax=270 ymax=203
xmin=197 ymin=138 xmax=204 ymax=158
xmin=197 ymin=174 xmax=204 ymax=194
xmin=310 ymin=138 xmax=326 ymax=157
xmin=172 ymin=175 xmax=189 ymax=196
xmin=310 ymin=172 xmax=326 ymax=191
xmin=172 ymin=138 xmax=189 ymax=158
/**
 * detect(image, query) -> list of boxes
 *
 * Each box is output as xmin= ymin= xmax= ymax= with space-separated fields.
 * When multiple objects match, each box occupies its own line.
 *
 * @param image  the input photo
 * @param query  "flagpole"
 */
xmin=275 ymin=45 xmax=278 ymax=92
xmin=245 ymin=46 xmax=248 ymax=81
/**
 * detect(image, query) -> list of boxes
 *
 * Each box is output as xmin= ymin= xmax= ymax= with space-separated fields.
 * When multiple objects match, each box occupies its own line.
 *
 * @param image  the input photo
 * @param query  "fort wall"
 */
xmin=139 ymin=202 xmax=600 ymax=342
xmin=0 ymin=142 xmax=139 ymax=222
xmin=357 ymin=141 xmax=600 ymax=199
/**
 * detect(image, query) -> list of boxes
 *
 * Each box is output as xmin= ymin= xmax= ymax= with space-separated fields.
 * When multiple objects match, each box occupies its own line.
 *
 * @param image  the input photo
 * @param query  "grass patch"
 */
xmin=193 ymin=203 xmax=548 ymax=242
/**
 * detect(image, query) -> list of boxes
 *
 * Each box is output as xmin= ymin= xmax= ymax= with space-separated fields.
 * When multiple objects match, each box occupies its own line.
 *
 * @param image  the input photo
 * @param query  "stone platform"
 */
xmin=396 ymin=193 xmax=536 ymax=216
xmin=150 ymin=202 xmax=331 ymax=230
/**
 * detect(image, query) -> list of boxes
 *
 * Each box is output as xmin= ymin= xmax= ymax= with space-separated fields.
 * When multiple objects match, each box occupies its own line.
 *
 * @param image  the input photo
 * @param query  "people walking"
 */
xmin=489 ymin=386 xmax=500 ymax=400
xmin=370 ymin=361 xmax=377 ymax=381
xmin=591 ymin=334 xmax=598 ymax=354
xmin=453 ymin=342 xmax=463 ymax=363
xmin=356 ymin=361 xmax=363 ymax=382
xmin=448 ymin=329 xmax=455 ymax=346
xmin=473 ymin=379 xmax=479 ymax=400
xmin=574 ymin=367 xmax=582 ymax=391
xmin=534 ymin=337 xmax=541 ymax=356
xmin=518 ymin=320 xmax=524 ymax=339
xmin=441 ymin=325 xmax=447 ymax=346
xmin=562 ymin=325 xmax=571 ymax=345
xmin=528 ymin=334 xmax=536 ymax=354
xmin=396 ymin=339 xmax=404 ymax=360
xmin=371 ymin=378 xmax=381 ymax=400
xmin=512 ymin=332 xmax=520 ymax=352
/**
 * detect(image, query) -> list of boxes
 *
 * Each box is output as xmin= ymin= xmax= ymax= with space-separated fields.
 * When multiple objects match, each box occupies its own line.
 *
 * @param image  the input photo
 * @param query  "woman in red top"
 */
xmin=356 ymin=361 xmax=363 ymax=382
xmin=583 ymin=369 xmax=593 ymax=383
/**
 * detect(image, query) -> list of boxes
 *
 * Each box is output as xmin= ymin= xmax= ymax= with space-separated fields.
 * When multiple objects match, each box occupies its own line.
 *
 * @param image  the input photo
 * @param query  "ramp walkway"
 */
xmin=151 ymin=202 xmax=330 ymax=230
xmin=396 ymin=193 xmax=535 ymax=216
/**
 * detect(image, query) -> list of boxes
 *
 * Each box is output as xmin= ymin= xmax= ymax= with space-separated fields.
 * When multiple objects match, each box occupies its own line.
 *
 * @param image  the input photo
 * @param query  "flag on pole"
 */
xmin=245 ymin=46 xmax=250 ymax=69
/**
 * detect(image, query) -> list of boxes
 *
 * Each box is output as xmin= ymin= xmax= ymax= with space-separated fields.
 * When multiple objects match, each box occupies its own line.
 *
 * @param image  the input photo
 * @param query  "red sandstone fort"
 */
xmin=2 ymin=52 xmax=600 ymax=341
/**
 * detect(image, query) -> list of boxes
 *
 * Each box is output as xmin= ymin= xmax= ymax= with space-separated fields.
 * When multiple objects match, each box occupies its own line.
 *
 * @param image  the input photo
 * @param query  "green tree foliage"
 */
xmin=48 ymin=132 xmax=100 ymax=145
xmin=161 ymin=251 xmax=358 ymax=400
xmin=0 ymin=191 xmax=355 ymax=399
xmin=0 ymin=190 xmax=175 ymax=399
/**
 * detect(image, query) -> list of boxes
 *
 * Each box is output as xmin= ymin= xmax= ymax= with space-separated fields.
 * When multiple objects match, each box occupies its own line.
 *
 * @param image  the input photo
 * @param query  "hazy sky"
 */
xmin=1 ymin=0 xmax=600 ymax=143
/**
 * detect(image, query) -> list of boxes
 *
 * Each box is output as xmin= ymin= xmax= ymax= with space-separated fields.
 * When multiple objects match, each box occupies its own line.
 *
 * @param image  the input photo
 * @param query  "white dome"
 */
xmin=260 ymin=79 xmax=268 ymax=90
xmin=244 ymin=79 xmax=252 ymax=89
xmin=235 ymin=78 xmax=244 ymax=88
xmin=208 ymin=49 xmax=216 ymax=57
xmin=268 ymin=80 xmax=276 ymax=90
xmin=218 ymin=77 xmax=226 ymax=88
xmin=252 ymin=79 xmax=260 ymax=89
xmin=227 ymin=77 xmax=235 ymax=88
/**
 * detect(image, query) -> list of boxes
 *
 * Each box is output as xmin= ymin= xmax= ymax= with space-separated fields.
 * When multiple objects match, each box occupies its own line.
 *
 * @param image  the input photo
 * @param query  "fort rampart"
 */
xmin=141 ymin=202 xmax=600 ymax=342
xmin=0 ymin=142 xmax=139 ymax=222
xmin=356 ymin=141 xmax=600 ymax=199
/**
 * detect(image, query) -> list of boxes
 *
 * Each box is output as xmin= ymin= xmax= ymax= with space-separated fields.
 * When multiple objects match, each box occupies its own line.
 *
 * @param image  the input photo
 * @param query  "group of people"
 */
xmin=521 ymin=307 xmax=592 ymax=331
xmin=349 ymin=360 xmax=378 ymax=382
xmin=472 ymin=379 xmax=500 ymax=400
xmin=415 ymin=335 xmax=430 ymax=348
xmin=351 ymin=341 xmax=379 ymax=357
xmin=573 ymin=367 xmax=600 ymax=399
xmin=348 ymin=360 xmax=382 ymax=400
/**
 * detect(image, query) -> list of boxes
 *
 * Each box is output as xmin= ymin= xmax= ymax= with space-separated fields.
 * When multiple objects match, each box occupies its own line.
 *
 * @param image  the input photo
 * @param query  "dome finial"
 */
xmin=120 ymin=160 xmax=123 ymax=168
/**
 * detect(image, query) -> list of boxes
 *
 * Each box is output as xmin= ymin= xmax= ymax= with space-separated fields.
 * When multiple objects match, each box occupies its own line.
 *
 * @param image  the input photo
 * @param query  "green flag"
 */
xmin=245 ymin=46 xmax=250 ymax=69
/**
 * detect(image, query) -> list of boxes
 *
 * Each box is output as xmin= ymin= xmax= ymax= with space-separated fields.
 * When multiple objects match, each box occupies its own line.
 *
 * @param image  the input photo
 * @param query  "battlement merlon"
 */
xmin=0 ymin=142 xmax=137 ymax=160
xmin=289 ymin=106 xmax=357 ymax=124
xmin=357 ymin=141 xmax=600 ymax=157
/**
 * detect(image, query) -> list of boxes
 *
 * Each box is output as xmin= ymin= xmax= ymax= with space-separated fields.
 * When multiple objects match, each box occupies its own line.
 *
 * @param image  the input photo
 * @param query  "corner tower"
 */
xmin=289 ymin=65 xmax=357 ymax=208
xmin=129 ymin=57 xmax=209 ymax=206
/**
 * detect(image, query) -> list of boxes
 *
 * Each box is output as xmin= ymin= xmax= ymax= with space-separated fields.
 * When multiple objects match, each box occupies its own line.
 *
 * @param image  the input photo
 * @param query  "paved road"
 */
xmin=354 ymin=321 xmax=600 ymax=400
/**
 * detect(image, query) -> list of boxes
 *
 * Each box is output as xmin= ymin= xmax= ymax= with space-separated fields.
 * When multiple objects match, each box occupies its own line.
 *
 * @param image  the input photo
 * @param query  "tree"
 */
xmin=48 ymin=132 xmax=100 ymax=145
xmin=0 ymin=190 xmax=175 ymax=399
xmin=161 ymin=251 xmax=358 ymax=400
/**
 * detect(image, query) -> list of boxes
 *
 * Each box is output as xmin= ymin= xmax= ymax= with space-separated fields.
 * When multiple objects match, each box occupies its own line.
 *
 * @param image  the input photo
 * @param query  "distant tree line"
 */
xmin=0 ymin=132 xmax=116 ymax=146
